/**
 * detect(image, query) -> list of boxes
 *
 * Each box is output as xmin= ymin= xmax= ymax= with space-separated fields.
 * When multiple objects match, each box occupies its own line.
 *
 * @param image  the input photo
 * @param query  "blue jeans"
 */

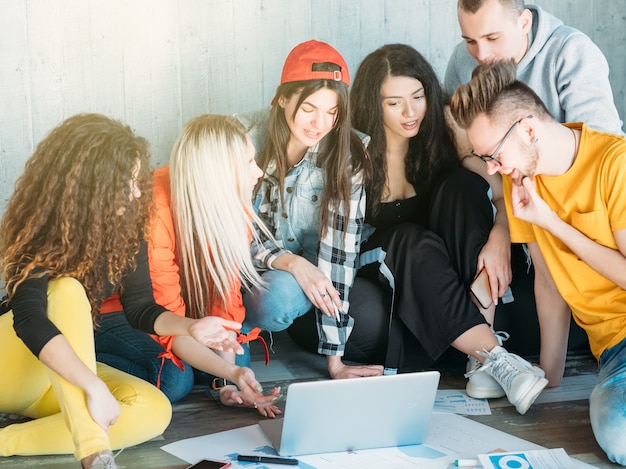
xmin=590 ymin=336 xmax=626 ymax=465
xmin=242 ymin=270 xmax=311 ymax=332
xmin=95 ymin=312 xmax=194 ymax=403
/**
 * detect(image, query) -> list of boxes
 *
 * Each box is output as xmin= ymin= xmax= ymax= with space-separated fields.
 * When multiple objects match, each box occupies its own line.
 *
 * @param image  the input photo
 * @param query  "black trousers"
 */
xmin=288 ymin=168 xmax=590 ymax=367
xmin=291 ymin=168 xmax=492 ymax=370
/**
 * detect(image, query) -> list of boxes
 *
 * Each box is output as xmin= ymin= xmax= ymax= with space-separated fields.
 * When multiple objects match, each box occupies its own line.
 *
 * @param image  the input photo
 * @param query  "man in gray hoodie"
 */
xmin=445 ymin=0 xmax=623 ymax=134
xmin=444 ymin=0 xmax=623 ymax=396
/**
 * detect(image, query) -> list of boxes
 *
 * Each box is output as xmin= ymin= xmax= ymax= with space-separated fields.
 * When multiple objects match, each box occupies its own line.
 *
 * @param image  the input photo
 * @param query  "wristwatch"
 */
xmin=211 ymin=377 xmax=236 ymax=390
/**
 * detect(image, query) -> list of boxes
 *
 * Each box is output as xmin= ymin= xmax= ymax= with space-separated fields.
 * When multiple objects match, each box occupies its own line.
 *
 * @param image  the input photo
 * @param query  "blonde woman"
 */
xmin=95 ymin=115 xmax=281 ymax=415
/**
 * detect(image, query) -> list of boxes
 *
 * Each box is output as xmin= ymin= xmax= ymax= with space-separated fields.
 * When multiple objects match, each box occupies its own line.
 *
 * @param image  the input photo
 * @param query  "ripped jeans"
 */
xmin=589 ymin=336 xmax=626 ymax=465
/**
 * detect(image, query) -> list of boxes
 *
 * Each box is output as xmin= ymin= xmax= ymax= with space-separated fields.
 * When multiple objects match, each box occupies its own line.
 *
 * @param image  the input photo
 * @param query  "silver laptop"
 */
xmin=258 ymin=371 xmax=440 ymax=456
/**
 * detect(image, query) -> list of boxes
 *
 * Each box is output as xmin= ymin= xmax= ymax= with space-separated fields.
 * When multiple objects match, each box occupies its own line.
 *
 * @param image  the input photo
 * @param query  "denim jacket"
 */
xmin=237 ymin=108 xmax=368 ymax=355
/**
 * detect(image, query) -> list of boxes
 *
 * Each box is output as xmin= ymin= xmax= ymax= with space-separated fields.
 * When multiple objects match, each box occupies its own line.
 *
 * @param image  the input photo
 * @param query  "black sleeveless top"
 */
xmin=365 ymin=195 xmax=427 ymax=231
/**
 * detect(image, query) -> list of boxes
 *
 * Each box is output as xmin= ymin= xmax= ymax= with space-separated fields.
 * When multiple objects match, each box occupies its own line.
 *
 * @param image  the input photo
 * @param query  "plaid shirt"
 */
xmin=240 ymin=108 xmax=367 ymax=355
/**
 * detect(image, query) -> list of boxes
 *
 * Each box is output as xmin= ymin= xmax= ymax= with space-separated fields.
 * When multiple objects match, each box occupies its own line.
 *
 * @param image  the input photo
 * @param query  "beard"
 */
xmin=512 ymin=144 xmax=539 ymax=185
xmin=522 ymin=145 xmax=539 ymax=178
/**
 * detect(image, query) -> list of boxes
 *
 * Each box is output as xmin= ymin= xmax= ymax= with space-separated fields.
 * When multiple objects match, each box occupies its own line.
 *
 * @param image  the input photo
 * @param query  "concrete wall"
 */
xmin=1 ymin=0 xmax=625 ymax=217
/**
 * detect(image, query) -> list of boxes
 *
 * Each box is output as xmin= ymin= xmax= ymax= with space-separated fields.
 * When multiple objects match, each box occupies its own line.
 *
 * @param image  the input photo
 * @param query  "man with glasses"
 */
xmin=444 ymin=0 xmax=623 ymax=392
xmin=470 ymin=115 xmax=531 ymax=166
xmin=450 ymin=60 xmax=626 ymax=465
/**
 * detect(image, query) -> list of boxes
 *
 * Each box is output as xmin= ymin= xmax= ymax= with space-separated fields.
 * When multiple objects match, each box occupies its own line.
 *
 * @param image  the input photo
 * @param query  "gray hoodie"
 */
xmin=444 ymin=4 xmax=623 ymax=134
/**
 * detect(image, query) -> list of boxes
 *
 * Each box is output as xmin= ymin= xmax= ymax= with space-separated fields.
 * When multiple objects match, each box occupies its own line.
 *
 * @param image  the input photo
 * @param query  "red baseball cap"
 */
xmin=279 ymin=40 xmax=350 ymax=87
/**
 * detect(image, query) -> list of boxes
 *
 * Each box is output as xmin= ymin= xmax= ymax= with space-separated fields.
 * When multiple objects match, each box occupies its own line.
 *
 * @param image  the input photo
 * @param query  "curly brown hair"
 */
xmin=0 ymin=113 xmax=153 ymax=324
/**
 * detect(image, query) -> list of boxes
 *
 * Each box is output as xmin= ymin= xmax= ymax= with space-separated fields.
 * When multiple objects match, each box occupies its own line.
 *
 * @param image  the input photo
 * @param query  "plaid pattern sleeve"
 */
xmin=250 ymin=221 xmax=289 ymax=270
xmin=250 ymin=172 xmax=290 ymax=270
xmin=316 ymin=171 xmax=366 ymax=355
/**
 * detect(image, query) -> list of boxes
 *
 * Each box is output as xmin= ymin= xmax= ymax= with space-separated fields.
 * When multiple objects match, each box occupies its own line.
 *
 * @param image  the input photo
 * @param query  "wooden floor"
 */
xmin=0 ymin=331 xmax=620 ymax=468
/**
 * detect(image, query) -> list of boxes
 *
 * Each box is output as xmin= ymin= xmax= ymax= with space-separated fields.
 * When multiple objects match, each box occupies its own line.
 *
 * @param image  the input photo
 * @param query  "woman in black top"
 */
xmin=346 ymin=45 xmax=547 ymax=413
xmin=289 ymin=45 xmax=548 ymax=416
xmin=347 ymin=44 xmax=505 ymax=372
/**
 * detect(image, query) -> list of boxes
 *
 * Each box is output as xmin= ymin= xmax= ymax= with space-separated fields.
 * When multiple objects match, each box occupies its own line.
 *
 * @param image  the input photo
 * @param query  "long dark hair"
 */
xmin=351 ymin=44 xmax=459 ymax=214
xmin=257 ymin=79 xmax=368 ymax=237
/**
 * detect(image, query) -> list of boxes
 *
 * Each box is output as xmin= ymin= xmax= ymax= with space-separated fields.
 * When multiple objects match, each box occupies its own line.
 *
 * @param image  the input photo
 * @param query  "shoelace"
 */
xmin=88 ymin=448 xmax=124 ymax=469
xmin=464 ymin=356 xmax=482 ymax=378
xmin=494 ymin=330 xmax=510 ymax=346
xmin=477 ymin=350 xmax=531 ymax=389
xmin=113 ymin=447 xmax=124 ymax=462
xmin=463 ymin=330 xmax=511 ymax=378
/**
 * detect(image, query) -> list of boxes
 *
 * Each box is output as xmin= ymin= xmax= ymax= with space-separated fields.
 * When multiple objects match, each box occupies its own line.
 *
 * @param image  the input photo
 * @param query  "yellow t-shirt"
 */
xmin=503 ymin=124 xmax=626 ymax=359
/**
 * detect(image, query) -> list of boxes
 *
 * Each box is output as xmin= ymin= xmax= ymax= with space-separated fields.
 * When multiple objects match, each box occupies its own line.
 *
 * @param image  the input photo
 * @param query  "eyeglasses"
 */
xmin=471 ymin=115 xmax=533 ymax=165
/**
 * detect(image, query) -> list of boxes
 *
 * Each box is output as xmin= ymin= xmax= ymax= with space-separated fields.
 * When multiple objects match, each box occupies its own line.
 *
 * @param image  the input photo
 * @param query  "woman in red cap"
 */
xmin=237 ymin=40 xmax=384 ymax=379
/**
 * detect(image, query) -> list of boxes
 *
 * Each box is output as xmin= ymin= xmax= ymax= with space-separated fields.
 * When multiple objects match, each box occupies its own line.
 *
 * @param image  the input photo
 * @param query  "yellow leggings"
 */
xmin=0 ymin=278 xmax=172 ymax=460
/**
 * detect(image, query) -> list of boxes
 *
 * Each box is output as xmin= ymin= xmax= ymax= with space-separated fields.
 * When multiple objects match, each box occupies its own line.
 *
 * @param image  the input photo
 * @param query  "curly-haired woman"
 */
xmin=0 ymin=114 xmax=243 ymax=468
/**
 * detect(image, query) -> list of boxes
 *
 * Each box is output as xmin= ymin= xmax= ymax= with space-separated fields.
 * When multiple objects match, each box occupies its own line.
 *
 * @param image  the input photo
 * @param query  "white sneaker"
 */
xmin=481 ymin=346 xmax=548 ymax=415
xmin=466 ymin=355 xmax=506 ymax=398
xmin=84 ymin=452 xmax=118 ymax=469
xmin=465 ymin=331 xmax=510 ymax=399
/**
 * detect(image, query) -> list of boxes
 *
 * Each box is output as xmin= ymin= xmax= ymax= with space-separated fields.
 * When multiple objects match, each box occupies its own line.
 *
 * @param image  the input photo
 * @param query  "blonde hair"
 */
xmin=449 ymin=59 xmax=550 ymax=129
xmin=170 ymin=114 xmax=267 ymax=319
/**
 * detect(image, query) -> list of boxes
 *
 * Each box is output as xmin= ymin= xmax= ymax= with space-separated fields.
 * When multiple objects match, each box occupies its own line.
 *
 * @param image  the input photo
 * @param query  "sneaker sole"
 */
xmin=513 ymin=376 xmax=549 ymax=415
xmin=466 ymin=381 xmax=506 ymax=399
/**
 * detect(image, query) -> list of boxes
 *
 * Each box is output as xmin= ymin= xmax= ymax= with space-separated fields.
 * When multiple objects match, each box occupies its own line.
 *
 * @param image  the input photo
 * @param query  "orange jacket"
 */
xmin=102 ymin=165 xmax=259 ymax=367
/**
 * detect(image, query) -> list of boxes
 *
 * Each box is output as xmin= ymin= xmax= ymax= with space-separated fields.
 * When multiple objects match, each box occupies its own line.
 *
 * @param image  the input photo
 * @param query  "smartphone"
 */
xmin=187 ymin=460 xmax=231 ymax=469
xmin=470 ymin=267 xmax=493 ymax=309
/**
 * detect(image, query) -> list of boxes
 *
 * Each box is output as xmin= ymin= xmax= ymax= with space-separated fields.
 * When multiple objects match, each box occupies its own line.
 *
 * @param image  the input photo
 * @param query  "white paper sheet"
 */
xmin=434 ymin=389 xmax=492 ymax=415
xmin=160 ymin=413 xmax=596 ymax=468
xmin=478 ymin=448 xmax=575 ymax=468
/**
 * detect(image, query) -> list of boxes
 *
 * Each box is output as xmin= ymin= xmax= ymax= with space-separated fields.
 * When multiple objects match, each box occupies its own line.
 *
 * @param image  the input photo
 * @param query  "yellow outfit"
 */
xmin=503 ymin=123 xmax=626 ymax=359
xmin=0 ymin=278 xmax=172 ymax=460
